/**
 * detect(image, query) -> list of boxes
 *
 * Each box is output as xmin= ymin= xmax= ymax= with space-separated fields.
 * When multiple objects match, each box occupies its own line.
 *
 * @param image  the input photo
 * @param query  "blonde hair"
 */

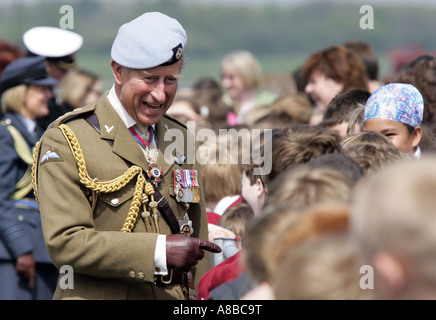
xmin=1 ymin=84 xmax=26 ymax=114
xmin=268 ymin=125 xmax=343 ymax=183
xmin=244 ymin=166 xmax=353 ymax=284
xmin=342 ymin=131 xmax=412 ymax=175
xmin=346 ymin=104 xmax=365 ymax=136
xmin=269 ymin=93 xmax=312 ymax=124
xmin=60 ymin=69 xmax=100 ymax=109
xmin=351 ymin=157 xmax=436 ymax=287
xmin=218 ymin=203 xmax=254 ymax=247
xmin=202 ymin=161 xmax=242 ymax=203
xmin=201 ymin=140 xmax=243 ymax=203
xmin=273 ymin=232 xmax=372 ymax=300
xmin=264 ymin=165 xmax=353 ymax=212
xmin=221 ymin=50 xmax=263 ymax=90
xmin=342 ymin=129 xmax=391 ymax=149
xmin=244 ymin=93 xmax=312 ymax=127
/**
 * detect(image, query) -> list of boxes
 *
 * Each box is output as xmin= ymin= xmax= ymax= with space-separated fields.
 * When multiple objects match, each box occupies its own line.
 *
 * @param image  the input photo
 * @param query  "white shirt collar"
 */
xmin=213 ymin=195 xmax=242 ymax=215
xmin=107 ymin=84 xmax=136 ymax=128
xmin=18 ymin=114 xmax=36 ymax=136
xmin=107 ymin=84 xmax=156 ymax=132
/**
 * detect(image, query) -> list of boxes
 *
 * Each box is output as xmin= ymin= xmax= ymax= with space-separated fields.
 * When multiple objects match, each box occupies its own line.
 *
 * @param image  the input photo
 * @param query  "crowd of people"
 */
xmin=1 ymin=10 xmax=436 ymax=300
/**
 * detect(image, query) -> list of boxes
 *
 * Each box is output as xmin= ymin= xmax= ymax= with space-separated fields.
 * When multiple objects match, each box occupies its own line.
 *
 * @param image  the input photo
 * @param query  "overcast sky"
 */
xmin=2 ymin=0 xmax=436 ymax=6
xmin=177 ymin=0 xmax=436 ymax=7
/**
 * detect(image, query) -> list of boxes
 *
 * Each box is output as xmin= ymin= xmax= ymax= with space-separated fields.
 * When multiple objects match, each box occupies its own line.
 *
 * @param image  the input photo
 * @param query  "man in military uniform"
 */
xmin=23 ymin=26 xmax=83 ymax=130
xmin=33 ymin=12 xmax=220 ymax=300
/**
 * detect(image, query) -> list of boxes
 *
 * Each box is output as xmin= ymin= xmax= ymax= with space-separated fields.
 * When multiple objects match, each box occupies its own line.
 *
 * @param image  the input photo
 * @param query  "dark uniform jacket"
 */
xmin=34 ymin=93 xmax=211 ymax=299
xmin=0 ymin=112 xmax=50 ymax=263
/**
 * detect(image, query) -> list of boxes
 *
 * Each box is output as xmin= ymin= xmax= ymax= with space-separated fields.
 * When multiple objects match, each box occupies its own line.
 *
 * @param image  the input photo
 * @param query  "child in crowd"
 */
xmin=351 ymin=157 xmax=436 ymax=299
xmin=267 ymin=124 xmax=344 ymax=183
xmin=272 ymin=227 xmax=372 ymax=300
xmin=201 ymin=146 xmax=243 ymax=224
xmin=242 ymin=165 xmax=354 ymax=300
xmin=363 ymin=83 xmax=424 ymax=158
xmin=197 ymin=134 xmax=268 ymax=300
xmin=218 ymin=203 xmax=254 ymax=250
xmin=342 ymin=131 xmax=412 ymax=176
xmin=210 ymin=203 xmax=254 ymax=268
xmin=320 ymin=88 xmax=371 ymax=140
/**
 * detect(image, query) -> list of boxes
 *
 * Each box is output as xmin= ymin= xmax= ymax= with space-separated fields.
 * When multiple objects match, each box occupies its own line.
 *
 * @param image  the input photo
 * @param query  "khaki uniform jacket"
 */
xmin=34 ymin=93 xmax=211 ymax=299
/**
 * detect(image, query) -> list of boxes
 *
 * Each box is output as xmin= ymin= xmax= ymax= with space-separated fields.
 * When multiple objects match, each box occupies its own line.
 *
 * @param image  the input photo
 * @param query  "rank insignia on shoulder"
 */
xmin=40 ymin=149 xmax=63 ymax=165
xmin=173 ymin=169 xmax=200 ymax=203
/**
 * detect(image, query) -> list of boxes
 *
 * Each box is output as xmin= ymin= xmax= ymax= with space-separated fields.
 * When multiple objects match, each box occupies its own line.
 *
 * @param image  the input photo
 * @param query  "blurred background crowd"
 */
xmin=2 ymin=0 xmax=436 ymax=300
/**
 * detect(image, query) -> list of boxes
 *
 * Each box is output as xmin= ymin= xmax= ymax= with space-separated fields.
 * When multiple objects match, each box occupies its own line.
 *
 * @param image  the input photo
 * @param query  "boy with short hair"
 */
xmin=321 ymin=88 xmax=371 ymax=139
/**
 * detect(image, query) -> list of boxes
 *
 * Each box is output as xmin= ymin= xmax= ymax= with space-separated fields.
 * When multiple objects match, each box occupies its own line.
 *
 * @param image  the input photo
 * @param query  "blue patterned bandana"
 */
xmin=364 ymin=83 xmax=424 ymax=127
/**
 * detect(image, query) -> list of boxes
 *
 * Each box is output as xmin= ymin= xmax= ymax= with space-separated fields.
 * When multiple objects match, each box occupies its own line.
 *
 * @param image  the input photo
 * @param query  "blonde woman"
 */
xmin=59 ymin=68 xmax=103 ymax=110
xmin=221 ymin=50 xmax=277 ymax=125
xmin=0 ymin=56 xmax=58 ymax=299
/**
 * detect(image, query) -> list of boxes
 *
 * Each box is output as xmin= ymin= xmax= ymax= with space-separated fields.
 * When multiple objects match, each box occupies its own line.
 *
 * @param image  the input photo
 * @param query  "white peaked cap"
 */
xmin=23 ymin=26 xmax=83 ymax=58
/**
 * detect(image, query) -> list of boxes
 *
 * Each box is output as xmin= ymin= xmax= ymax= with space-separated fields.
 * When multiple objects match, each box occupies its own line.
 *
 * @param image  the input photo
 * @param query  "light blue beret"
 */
xmin=364 ymin=83 xmax=424 ymax=127
xmin=111 ymin=12 xmax=187 ymax=69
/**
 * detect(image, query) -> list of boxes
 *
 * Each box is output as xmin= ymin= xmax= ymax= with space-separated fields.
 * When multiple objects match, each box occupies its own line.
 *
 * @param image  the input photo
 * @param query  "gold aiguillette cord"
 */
xmin=143 ymin=182 xmax=160 ymax=233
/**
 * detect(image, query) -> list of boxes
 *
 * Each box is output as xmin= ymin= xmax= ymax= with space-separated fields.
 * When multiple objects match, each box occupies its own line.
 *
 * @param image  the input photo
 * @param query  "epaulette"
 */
xmin=1 ymin=118 xmax=12 ymax=127
xmin=48 ymin=104 xmax=96 ymax=129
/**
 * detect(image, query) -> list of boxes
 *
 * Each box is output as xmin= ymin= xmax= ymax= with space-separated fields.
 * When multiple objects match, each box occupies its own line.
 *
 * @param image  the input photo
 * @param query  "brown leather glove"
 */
xmin=166 ymin=234 xmax=221 ymax=272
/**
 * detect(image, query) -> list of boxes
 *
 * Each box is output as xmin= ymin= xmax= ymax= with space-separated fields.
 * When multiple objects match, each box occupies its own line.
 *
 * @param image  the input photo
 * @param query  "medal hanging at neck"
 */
xmin=129 ymin=126 xmax=164 ymax=185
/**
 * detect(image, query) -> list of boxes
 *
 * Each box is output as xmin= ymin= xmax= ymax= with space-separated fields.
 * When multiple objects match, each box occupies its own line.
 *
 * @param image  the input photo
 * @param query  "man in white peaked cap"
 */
xmin=23 ymin=26 xmax=84 ymax=130
xmin=23 ymin=26 xmax=83 ymax=80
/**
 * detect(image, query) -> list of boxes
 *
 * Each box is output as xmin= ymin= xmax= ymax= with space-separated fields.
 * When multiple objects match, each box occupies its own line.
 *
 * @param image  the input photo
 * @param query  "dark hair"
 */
xmin=268 ymin=124 xmax=343 ymax=183
xmin=344 ymin=40 xmax=379 ymax=80
xmin=321 ymin=89 xmax=371 ymax=127
xmin=0 ymin=40 xmax=25 ymax=76
xmin=302 ymin=45 xmax=369 ymax=91
xmin=403 ymin=54 xmax=436 ymax=132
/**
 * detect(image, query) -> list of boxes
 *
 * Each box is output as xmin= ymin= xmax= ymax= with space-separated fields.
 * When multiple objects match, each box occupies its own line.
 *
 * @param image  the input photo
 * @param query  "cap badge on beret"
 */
xmin=176 ymin=46 xmax=183 ymax=60
xmin=161 ymin=43 xmax=183 ymax=66
xmin=364 ymin=83 xmax=424 ymax=127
